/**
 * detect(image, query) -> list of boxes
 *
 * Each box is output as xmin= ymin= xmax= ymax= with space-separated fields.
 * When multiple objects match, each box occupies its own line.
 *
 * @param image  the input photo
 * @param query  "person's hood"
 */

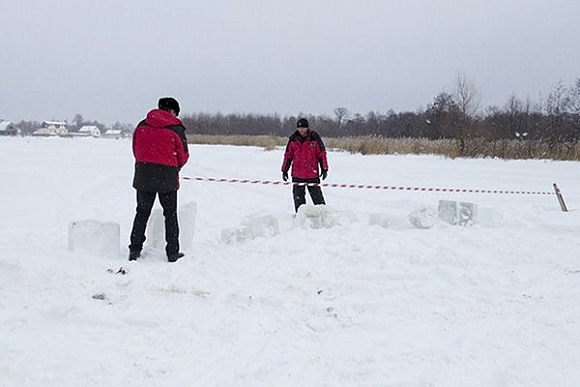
xmin=145 ymin=109 xmax=182 ymax=127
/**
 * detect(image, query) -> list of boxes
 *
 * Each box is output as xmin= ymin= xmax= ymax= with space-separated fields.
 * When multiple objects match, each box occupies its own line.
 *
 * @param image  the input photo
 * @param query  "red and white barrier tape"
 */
xmin=182 ymin=176 xmax=554 ymax=196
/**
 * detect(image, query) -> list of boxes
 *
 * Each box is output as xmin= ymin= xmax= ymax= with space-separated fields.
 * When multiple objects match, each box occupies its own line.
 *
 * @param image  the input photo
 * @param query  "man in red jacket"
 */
xmin=129 ymin=97 xmax=189 ymax=262
xmin=281 ymin=118 xmax=328 ymax=212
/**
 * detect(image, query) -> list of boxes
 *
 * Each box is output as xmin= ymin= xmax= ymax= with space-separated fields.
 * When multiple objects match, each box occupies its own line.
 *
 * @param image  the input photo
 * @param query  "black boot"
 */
xmin=167 ymin=252 xmax=184 ymax=262
xmin=128 ymin=251 xmax=141 ymax=261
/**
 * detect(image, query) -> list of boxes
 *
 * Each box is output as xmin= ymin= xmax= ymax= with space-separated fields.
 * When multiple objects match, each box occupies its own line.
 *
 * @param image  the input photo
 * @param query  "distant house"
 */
xmin=0 ymin=121 xmax=21 ymax=136
xmin=32 ymin=128 xmax=57 ymax=137
xmin=102 ymin=129 xmax=123 ymax=139
xmin=33 ymin=120 xmax=68 ymax=136
xmin=78 ymin=125 xmax=101 ymax=137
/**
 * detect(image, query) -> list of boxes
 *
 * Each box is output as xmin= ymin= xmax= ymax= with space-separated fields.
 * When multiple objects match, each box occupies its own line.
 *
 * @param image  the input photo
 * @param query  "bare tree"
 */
xmin=333 ymin=107 xmax=349 ymax=132
xmin=567 ymin=78 xmax=580 ymax=114
xmin=425 ymin=92 xmax=461 ymax=140
xmin=449 ymin=73 xmax=481 ymax=155
xmin=546 ymin=81 xmax=567 ymax=115
xmin=565 ymin=78 xmax=580 ymax=142
xmin=454 ymin=72 xmax=480 ymax=117
xmin=543 ymin=81 xmax=570 ymax=148
xmin=506 ymin=94 xmax=525 ymax=138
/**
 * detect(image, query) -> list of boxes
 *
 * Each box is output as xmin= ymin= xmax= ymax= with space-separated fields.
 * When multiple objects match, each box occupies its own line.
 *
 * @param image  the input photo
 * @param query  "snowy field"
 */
xmin=1 ymin=136 xmax=580 ymax=387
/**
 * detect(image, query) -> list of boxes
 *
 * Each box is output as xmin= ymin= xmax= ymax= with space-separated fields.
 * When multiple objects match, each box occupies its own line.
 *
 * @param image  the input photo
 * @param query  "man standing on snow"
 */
xmin=129 ymin=97 xmax=189 ymax=262
xmin=281 ymin=118 xmax=329 ymax=212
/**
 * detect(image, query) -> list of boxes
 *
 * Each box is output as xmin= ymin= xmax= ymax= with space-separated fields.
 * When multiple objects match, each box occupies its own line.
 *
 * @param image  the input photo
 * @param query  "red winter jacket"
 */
xmin=132 ymin=109 xmax=189 ymax=192
xmin=281 ymin=130 xmax=328 ymax=179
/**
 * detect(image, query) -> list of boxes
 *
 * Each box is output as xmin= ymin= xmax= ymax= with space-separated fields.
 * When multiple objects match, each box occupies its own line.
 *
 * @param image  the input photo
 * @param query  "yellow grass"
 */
xmin=186 ymin=134 xmax=580 ymax=160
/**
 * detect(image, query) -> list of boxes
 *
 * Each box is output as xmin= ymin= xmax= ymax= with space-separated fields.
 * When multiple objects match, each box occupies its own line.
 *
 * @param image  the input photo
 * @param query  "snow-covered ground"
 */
xmin=1 ymin=136 xmax=580 ymax=387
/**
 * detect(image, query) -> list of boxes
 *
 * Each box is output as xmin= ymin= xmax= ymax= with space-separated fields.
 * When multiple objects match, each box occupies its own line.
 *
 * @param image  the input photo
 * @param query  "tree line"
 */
xmin=181 ymin=76 xmax=580 ymax=158
xmin=10 ymin=76 xmax=580 ymax=159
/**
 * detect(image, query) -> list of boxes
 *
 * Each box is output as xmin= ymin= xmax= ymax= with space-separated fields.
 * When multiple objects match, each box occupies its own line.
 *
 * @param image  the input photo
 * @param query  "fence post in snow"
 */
xmin=553 ymin=183 xmax=569 ymax=212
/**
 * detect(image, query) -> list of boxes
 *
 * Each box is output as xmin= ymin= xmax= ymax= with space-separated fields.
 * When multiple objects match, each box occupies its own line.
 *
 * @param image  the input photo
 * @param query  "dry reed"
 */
xmin=186 ymin=134 xmax=580 ymax=160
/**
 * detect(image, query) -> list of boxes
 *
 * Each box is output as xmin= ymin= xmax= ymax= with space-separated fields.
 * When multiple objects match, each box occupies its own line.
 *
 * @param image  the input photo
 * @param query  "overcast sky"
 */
xmin=1 ymin=0 xmax=579 ymax=125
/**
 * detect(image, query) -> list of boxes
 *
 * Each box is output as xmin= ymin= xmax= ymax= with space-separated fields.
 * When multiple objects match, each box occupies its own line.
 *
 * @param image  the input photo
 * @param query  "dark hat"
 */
xmin=158 ymin=97 xmax=180 ymax=116
xmin=297 ymin=118 xmax=309 ymax=128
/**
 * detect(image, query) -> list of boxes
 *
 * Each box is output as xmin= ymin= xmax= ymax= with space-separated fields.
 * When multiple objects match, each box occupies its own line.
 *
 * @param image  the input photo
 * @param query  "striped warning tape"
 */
xmin=181 ymin=176 xmax=555 ymax=195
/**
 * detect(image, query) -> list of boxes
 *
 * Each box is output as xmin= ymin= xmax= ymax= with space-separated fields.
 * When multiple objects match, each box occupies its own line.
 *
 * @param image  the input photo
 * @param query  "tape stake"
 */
xmin=553 ymin=183 xmax=569 ymax=212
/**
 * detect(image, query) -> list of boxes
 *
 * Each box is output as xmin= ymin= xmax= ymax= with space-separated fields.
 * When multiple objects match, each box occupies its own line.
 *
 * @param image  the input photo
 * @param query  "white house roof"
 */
xmin=0 ymin=121 xmax=13 ymax=131
xmin=104 ymin=129 xmax=122 ymax=135
xmin=79 ymin=125 xmax=99 ymax=132
xmin=43 ymin=120 xmax=67 ymax=126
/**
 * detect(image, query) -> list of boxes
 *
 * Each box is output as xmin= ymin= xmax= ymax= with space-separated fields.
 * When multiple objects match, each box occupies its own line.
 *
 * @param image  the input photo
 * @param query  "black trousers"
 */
xmin=292 ymin=177 xmax=325 ymax=212
xmin=129 ymin=190 xmax=179 ymax=255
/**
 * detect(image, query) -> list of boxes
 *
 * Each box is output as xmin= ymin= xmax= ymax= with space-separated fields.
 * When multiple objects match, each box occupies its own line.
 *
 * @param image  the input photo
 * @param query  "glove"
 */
xmin=282 ymin=171 xmax=288 ymax=181
xmin=321 ymin=170 xmax=328 ymax=180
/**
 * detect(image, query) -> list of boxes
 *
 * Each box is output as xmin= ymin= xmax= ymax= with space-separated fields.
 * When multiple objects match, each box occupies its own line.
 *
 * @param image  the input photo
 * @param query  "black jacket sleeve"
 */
xmin=167 ymin=124 xmax=189 ymax=154
xmin=282 ymin=136 xmax=293 ymax=172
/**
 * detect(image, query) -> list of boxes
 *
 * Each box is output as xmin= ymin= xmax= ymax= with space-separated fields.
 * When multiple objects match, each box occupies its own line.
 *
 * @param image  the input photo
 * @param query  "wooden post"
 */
xmin=553 ymin=183 xmax=569 ymax=212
